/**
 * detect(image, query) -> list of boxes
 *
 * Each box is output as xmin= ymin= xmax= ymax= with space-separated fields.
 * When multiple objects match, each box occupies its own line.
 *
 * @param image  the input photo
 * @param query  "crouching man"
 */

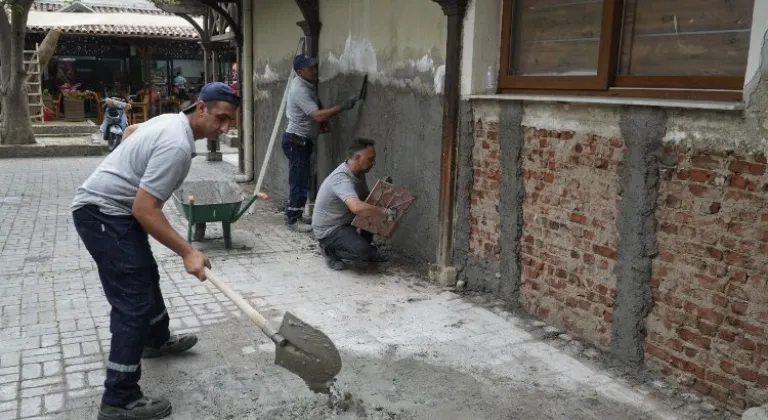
xmin=312 ymin=138 xmax=396 ymax=270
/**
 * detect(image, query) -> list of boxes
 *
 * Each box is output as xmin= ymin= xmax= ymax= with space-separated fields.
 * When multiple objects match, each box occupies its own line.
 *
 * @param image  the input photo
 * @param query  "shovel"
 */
xmin=203 ymin=268 xmax=342 ymax=393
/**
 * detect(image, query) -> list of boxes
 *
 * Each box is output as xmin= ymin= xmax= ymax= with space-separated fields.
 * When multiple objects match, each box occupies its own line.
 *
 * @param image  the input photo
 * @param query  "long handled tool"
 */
xmin=204 ymin=267 xmax=342 ymax=393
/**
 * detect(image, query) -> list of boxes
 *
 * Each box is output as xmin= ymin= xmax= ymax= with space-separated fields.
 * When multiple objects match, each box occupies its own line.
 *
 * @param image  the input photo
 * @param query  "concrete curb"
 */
xmin=0 ymin=144 xmax=108 ymax=159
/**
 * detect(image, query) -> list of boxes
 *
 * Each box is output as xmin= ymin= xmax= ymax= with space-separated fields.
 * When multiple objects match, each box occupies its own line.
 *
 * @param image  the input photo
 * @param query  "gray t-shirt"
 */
xmin=285 ymin=73 xmax=319 ymax=139
xmin=312 ymin=162 xmax=369 ymax=239
xmin=71 ymin=112 xmax=196 ymax=216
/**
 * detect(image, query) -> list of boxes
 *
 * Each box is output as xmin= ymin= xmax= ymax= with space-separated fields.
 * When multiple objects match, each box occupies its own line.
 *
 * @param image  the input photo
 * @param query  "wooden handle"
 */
xmin=204 ymin=268 xmax=283 ymax=342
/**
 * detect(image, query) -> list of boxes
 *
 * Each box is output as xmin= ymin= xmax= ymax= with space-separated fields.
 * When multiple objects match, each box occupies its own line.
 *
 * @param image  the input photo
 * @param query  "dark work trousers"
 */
xmin=319 ymin=225 xmax=376 ymax=263
xmin=281 ymin=132 xmax=314 ymax=225
xmin=72 ymin=205 xmax=171 ymax=407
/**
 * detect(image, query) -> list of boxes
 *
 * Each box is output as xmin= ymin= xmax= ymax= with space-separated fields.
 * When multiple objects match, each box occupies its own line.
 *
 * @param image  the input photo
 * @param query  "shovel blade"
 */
xmin=274 ymin=311 xmax=342 ymax=394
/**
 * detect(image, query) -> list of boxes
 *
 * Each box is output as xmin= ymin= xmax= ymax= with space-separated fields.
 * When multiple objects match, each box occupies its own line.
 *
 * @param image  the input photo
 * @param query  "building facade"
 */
xmin=245 ymin=0 xmax=768 ymax=413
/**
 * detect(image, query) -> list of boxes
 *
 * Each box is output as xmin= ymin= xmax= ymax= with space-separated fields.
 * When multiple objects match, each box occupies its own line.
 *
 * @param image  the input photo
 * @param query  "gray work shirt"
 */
xmin=312 ymin=162 xmax=369 ymax=239
xmin=71 ymin=112 xmax=197 ymax=216
xmin=285 ymin=73 xmax=319 ymax=139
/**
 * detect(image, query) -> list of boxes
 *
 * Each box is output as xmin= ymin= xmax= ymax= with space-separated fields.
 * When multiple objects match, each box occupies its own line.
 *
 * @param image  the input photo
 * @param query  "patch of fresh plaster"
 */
xmin=663 ymin=108 xmax=768 ymax=154
xmin=319 ymin=34 xmax=444 ymax=94
xmin=521 ymin=102 xmax=622 ymax=138
xmin=434 ymin=64 xmax=445 ymax=94
xmin=471 ymin=100 xmax=501 ymax=121
xmin=255 ymin=64 xmax=281 ymax=83
xmin=324 ymin=35 xmax=380 ymax=79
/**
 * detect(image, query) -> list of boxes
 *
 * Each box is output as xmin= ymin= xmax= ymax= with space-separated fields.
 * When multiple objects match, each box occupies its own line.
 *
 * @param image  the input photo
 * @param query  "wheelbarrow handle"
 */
xmin=203 ymin=268 xmax=286 ymax=346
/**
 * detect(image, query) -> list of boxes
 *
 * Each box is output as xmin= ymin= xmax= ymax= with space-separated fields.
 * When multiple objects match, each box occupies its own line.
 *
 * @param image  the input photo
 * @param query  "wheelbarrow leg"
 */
xmin=194 ymin=223 xmax=207 ymax=241
xmin=222 ymin=222 xmax=232 ymax=249
xmin=186 ymin=205 xmax=194 ymax=242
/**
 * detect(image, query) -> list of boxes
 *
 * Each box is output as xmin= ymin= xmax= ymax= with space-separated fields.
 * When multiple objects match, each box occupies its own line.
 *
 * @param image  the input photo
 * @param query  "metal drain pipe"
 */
xmin=235 ymin=0 xmax=254 ymax=183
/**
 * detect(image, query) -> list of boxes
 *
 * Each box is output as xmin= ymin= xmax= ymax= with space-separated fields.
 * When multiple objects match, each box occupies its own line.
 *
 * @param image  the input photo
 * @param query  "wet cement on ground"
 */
xmin=59 ymin=321 xmax=668 ymax=420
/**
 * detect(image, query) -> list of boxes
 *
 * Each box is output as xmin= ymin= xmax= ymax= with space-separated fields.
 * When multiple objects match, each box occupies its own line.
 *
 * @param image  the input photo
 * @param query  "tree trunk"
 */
xmin=37 ymin=30 xmax=61 ymax=68
xmin=0 ymin=0 xmax=36 ymax=145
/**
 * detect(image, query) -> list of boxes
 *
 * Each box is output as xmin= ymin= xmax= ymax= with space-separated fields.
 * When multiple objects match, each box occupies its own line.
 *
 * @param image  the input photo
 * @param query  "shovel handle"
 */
xmin=204 ymin=268 xmax=286 ymax=346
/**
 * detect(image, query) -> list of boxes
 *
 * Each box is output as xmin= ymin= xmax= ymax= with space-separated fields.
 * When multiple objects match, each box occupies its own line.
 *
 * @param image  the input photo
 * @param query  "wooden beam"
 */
xmin=211 ymin=32 xmax=235 ymax=42
xmin=197 ymin=0 xmax=243 ymax=45
xmin=176 ymin=13 xmax=208 ymax=42
xmin=158 ymin=4 xmax=208 ymax=15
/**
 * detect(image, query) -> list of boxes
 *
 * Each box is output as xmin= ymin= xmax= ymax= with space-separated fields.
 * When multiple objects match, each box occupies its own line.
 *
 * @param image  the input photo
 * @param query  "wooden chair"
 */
xmin=129 ymin=102 xmax=149 ymax=124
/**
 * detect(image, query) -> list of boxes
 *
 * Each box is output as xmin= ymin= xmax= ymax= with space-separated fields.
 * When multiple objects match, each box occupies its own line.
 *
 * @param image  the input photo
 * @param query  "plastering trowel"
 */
xmin=203 ymin=268 xmax=342 ymax=393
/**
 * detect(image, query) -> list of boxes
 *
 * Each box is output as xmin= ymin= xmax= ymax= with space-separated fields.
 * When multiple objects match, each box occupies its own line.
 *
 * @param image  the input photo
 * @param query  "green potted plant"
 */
xmin=42 ymin=88 xmax=54 ymax=110
xmin=60 ymin=83 xmax=86 ymax=121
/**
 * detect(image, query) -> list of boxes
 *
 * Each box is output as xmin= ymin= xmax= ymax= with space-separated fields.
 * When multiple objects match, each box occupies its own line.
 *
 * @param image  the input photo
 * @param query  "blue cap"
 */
xmin=198 ymin=82 xmax=240 ymax=107
xmin=293 ymin=54 xmax=318 ymax=71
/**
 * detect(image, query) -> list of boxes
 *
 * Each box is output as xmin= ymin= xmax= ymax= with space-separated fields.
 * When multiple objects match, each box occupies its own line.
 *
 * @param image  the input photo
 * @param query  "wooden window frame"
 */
xmin=498 ymin=0 xmax=747 ymax=101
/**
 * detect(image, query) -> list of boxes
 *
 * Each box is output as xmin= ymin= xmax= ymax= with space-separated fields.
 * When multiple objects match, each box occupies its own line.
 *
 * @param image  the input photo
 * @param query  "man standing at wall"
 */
xmin=312 ymin=138 xmax=397 ymax=270
xmin=283 ymin=54 xmax=359 ymax=232
xmin=71 ymin=82 xmax=239 ymax=420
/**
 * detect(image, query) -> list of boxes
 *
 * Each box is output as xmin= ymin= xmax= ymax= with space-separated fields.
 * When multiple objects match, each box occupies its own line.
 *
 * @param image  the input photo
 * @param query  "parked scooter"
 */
xmin=101 ymin=97 xmax=131 ymax=152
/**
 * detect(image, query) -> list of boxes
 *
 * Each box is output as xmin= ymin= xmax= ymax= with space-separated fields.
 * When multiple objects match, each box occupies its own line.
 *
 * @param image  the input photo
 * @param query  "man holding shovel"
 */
xmin=283 ymin=53 xmax=359 ymax=233
xmin=71 ymin=82 xmax=239 ymax=420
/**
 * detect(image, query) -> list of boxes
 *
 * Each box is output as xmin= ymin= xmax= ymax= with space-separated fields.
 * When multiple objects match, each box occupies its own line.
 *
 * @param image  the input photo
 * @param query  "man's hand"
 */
xmin=133 ymin=188 xmax=208 ymax=281
xmin=183 ymin=248 xmax=211 ymax=281
xmin=339 ymin=95 xmax=358 ymax=111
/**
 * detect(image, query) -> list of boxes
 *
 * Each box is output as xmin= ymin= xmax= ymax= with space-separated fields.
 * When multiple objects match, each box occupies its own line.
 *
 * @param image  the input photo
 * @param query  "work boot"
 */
xmin=97 ymin=396 xmax=172 ymax=420
xmin=370 ymin=251 xmax=388 ymax=263
xmin=287 ymin=220 xmax=313 ymax=233
xmin=326 ymin=258 xmax=347 ymax=271
xmin=322 ymin=246 xmax=347 ymax=270
xmin=142 ymin=334 xmax=198 ymax=359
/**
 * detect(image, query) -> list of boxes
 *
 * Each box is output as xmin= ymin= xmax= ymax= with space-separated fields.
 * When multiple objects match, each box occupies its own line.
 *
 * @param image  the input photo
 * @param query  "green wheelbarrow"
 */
xmin=172 ymin=180 xmax=268 ymax=249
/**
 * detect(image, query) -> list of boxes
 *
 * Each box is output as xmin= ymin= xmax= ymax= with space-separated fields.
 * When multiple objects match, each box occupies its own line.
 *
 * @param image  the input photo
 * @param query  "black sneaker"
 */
xmin=326 ymin=259 xmax=347 ymax=271
xmin=97 ymin=396 xmax=172 ymax=420
xmin=142 ymin=334 xmax=198 ymax=359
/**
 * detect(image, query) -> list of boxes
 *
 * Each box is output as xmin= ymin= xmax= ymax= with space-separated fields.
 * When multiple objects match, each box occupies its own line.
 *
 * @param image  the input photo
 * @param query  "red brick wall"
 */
xmin=469 ymin=119 xmax=501 ymax=260
xmin=646 ymin=146 xmax=768 ymax=412
xmin=467 ymin=118 xmax=767 ymax=413
xmin=519 ymin=128 xmax=623 ymax=347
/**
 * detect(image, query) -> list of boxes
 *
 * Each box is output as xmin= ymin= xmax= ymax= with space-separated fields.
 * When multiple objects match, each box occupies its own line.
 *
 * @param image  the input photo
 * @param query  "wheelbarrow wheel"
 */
xmin=193 ymin=223 xmax=206 ymax=241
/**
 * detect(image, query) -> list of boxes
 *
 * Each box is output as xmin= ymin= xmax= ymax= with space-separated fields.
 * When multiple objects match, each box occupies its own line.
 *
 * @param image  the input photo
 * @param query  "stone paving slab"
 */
xmin=0 ymin=157 xmax=736 ymax=420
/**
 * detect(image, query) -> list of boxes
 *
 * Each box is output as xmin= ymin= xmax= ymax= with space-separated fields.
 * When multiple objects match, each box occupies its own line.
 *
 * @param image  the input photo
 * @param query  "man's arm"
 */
xmin=344 ymin=198 xmax=387 ymax=218
xmin=122 ymin=124 xmax=139 ymax=140
xmin=132 ymin=145 xmax=210 ymax=280
xmin=132 ymin=188 xmax=195 ymax=258
xmin=310 ymin=106 xmax=343 ymax=123
xmin=294 ymin=88 xmax=356 ymax=123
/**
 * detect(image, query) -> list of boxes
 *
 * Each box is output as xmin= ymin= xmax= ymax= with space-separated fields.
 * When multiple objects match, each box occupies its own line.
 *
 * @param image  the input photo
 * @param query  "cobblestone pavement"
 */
xmin=0 ymin=157 xmax=736 ymax=420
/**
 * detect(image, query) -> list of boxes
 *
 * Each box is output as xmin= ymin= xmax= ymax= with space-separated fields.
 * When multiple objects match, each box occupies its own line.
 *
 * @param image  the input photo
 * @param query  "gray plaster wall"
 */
xmin=453 ymin=101 xmax=475 ymax=284
xmin=252 ymin=71 xmax=444 ymax=261
xmin=612 ymin=107 xmax=667 ymax=365
xmin=456 ymin=102 xmax=524 ymax=302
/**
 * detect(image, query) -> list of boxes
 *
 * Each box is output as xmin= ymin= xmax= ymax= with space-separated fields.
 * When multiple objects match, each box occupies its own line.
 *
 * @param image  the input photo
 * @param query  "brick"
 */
xmin=592 ymin=245 xmax=617 ymax=260
xmin=706 ymin=371 xmax=746 ymax=395
xmin=691 ymin=154 xmax=721 ymax=169
xmin=22 ymin=363 xmax=41 ymax=380
xmin=19 ymin=396 xmax=42 ymax=417
xmin=43 ymin=393 xmax=64 ymax=413
xmin=688 ymin=169 xmax=712 ymax=183
xmin=664 ymin=194 xmax=682 ymax=208
xmin=729 ymin=159 xmax=766 ymax=176
xmin=736 ymin=367 xmax=758 ymax=382
xmin=678 ymin=328 xmax=711 ymax=350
